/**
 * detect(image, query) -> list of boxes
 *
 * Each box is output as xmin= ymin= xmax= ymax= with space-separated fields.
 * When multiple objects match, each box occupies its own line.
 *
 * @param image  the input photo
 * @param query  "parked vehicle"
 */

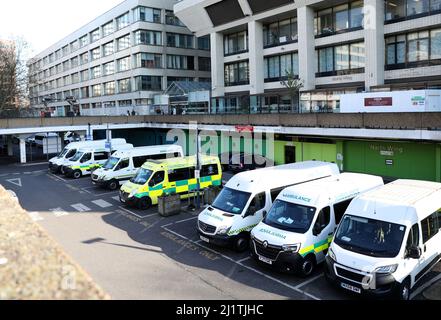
xmin=92 ymin=145 xmax=184 ymax=190
xmin=119 ymin=155 xmax=222 ymax=210
xmin=250 ymin=173 xmax=384 ymax=276
xmin=228 ymin=152 xmax=274 ymax=172
xmin=48 ymin=139 xmax=127 ymax=174
xmin=62 ymin=143 xmax=133 ymax=179
xmin=63 ymin=131 xmax=81 ymax=144
xmin=197 ymin=161 xmax=340 ymax=252
xmin=325 ymin=179 xmax=441 ymax=300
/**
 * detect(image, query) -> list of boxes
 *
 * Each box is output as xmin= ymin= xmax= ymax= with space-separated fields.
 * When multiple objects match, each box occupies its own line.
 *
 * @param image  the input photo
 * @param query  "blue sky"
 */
xmin=0 ymin=0 xmax=123 ymax=58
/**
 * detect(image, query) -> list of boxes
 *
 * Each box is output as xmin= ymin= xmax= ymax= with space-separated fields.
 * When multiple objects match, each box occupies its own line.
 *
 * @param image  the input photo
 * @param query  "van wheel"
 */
xmin=108 ymin=180 xmax=119 ymax=190
xmin=299 ymin=255 xmax=315 ymax=277
xmin=73 ymin=170 xmax=82 ymax=179
xmin=398 ymin=279 xmax=411 ymax=300
xmin=234 ymin=234 xmax=249 ymax=252
xmin=137 ymin=197 xmax=151 ymax=210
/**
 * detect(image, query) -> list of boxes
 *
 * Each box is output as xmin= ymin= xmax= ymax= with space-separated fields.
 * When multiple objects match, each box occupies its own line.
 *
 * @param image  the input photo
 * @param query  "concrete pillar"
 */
xmin=210 ymin=32 xmax=225 ymax=97
xmin=364 ymin=0 xmax=385 ymax=90
xmin=19 ymin=138 xmax=26 ymax=164
xmin=297 ymin=6 xmax=316 ymax=91
xmin=7 ymin=136 xmax=13 ymax=156
xmin=248 ymin=20 xmax=264 ymax=95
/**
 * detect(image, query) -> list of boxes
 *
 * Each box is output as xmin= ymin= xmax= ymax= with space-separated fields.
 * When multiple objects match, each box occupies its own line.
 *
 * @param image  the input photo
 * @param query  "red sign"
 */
xmin=364 ymin=97 xmax=393 ymax=107
xmin=235 ymin=125 xmax=254 ymax=133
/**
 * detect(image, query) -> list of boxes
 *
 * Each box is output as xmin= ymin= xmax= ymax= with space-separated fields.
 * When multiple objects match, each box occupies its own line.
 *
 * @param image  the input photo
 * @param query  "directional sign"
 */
xmin=6 ymin=178 xmax=22 ymax=187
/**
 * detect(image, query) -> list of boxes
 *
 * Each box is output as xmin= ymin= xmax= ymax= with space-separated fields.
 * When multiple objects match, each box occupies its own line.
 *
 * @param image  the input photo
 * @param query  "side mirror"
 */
xmin=262 ymin=210 xmax=268 ymax=218
xmin=406 ymin=245 xmax=422 ymax=259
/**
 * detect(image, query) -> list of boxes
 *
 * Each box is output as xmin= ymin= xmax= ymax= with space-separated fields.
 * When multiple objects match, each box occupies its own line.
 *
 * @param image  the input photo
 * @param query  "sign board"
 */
xmin=364 ymin=97 xmax=393 ymax=107
xmin=386 ymin=159 xmax=393 ymax=166
xmin=235 ymin=125 xmax=254 ymax=133
xmin=105 ymin=141 xmax=111 ymax=150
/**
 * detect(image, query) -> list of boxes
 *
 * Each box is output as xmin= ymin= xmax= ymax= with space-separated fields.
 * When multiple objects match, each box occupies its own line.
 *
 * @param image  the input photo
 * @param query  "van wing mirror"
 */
xmin=406 ymin=245 xmax=422 ymax=259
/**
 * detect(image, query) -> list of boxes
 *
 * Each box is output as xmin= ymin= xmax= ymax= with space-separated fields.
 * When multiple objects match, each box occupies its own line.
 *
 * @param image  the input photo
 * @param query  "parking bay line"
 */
xmin=174 ymin=216 xmax=199 ymax=224
xmin=92 ymin=199 xmax=113 ymax=208
xmin=47 ymin=173 xmax=67 ymax=182
xmin=161 ymin=226 xmax=321 ymax=300
xmin=117 ymin=206 xmax=157 ymax=219
xmin=71 ymin=203 xmax=92 ymax=212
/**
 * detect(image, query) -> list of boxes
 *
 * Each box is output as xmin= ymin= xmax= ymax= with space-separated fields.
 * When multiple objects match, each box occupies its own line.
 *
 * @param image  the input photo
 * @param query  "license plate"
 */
xmin=258 ymin=255 xmax=273 ymax=265
xmin=200 ymin=236 xmax=210 ymax=243
xmin=341 ymin=282 xmax=361 ymax=294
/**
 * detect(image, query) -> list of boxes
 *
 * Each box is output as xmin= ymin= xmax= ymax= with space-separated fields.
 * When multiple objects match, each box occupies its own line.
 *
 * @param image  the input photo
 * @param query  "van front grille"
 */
xmin=335 ymin=266 xmax=366 ymax=283
xmin=198 ymin=221 xmax=216 ymax=234
xmin=253 ymin=239 xmax=281 ymax=260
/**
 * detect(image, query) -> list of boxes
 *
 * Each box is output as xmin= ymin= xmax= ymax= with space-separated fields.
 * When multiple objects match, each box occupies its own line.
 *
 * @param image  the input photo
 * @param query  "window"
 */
xmin=135 ymin=53 xmax=162 ymax=68
xmin=117 ymin=159 xmax=130 ymax=170
xmin=71 ymin=73 xmax=79 ymax=84
xmin=264 ymin=52 xmax=299 ymax=81
xmin=150 ymin=171 xmax=165 ymax=186
xmin=333 ymin=200 xmax=352 ymax=224
xmin=91 ymin=66 xmax=101 ymax=79
xmin=63 ymin=60 xmax=70 ymax=72
xmin=116 ymin=12 xmax=130 ymax=30
xmin=197 ymin=36 xmax=210 ymax=50
xmin=167 ymin=55 xmax=194 ymax=70
xmin=315 ymin=1 xmax=364 ymax=36
xmin=168 ymin=168 xmax=193 ymax=182
xmin=166 ymin=33 xmax=194 ymax=49
xmin=103 ymin=62 xmax=115 ymax=76
xmin=316 ymin=42 xmax=365 ymax=76
xmin=408 ymin=31 xmax=429 ymax=62
xmin=81 ymin=86 xmax=89 ymax=98
xmin=247 ymin=192 xmax=266 ymax=215
xmin=224 ymin=61 xmax=249 ymax=86
xmin=135 ymin=76 xmax=162 ymax=91
xmin=263 ymin=17 xmax=297 ymax=47
xmin=134 ymin=6 xmax=161 ymax=23
xmin=315 ymin=206 xmax=331 ymax=230
xmin=406 ymin=223 xmax=420 ymax=247
xmin=79 ymin=35 xmax=88 ymax=48
xmin=386 ymin=35 xmax=406 ymax=65
xmin=70 ymin=40 xmax=79 ymax=52
xmin=224 ymin=31 xmax=248 ymax=55
xmin=421 ymin=212 xmax=440 ymax=243
xmin=81 ymin=153 xmax=92 ymax=163
xmin=91 ymin=28 xmax=100 ymax=42
xmin=104 ymin=81 xmax=115 ymax=95
xmin=81 ymin=69 xmax=89 ymax=81
xmin=102 ymin=21 xmax=114 ymax=37
xmin=63 ymin=75 xmax=71 ymax=86
xmin=103 ymin=42 xmax=114 ymax=56
xmin=133 ymin=156 xmax=149 ymax=168
xmin=385 ymin=0 xmax=440 ymax=21
xmin=117 ymin=35 xmax=130 ymax=51
xmin=71 ymin=56 xmax=79 ymax=68
xmin=165 ymin=10 xmax=185 ymax=26
xmin=201 ymin=164 xmax=219 ymax=177
xmin=94 ymin=152 xmax=108 ymax=161
xmin=80 ymin=52 xmax=89 ymax=65
xmin=198 ymin=57 xmax=211 ymax=71
xmin=117 ymin=56 xmax=131 ymax=72
xmin=92 ymin=84 xmax=102 ymax=97
xmin=134 ymin=30 xmax=162 ymax=46
xmin=118 ymin=78 xmax=131 ymax=93
xmin=91 ymin=47 xmax=101 ymax=60
xmin=431 ymin=29 xmax=441 ymax=59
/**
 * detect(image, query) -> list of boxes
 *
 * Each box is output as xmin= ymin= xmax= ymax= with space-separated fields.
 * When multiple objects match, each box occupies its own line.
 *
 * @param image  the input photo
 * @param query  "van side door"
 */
xmin=241 ymin=192 xmax=267 ymax=233
xmin=114 ymin=158 xmax=131 ymax=183
xmin=404 ymin=223 xmax=421 ymax=287
xmin=311 ymin=206 xmax=333 ymax=263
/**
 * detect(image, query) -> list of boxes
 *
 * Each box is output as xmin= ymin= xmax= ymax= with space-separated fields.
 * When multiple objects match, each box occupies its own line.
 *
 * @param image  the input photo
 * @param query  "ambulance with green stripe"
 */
xmin=63 ymin=143 xmax=133 ymax=179
xmin=119 ymin=155 xmax=222 ymax=209
xmin=197 ymin=161 xmax=340 ymax=252
xmin=250 ymin=173 xmax=384 ymax=277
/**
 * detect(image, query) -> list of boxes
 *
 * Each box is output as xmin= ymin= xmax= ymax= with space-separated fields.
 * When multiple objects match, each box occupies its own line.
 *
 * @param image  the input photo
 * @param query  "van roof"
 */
xmin=141 ymin=154 xmax=219 ymax=170
xmin=225 ymin=161 xmax=339 ymax=193
xmin=77 ymin=143 xmax=133 ymax=153
xmin=111 ymin=145 xmax=183 ymax=158
xmin=278 ymin=172 xmax=384 ymax=208
xmin=65 ymin=139 xmax=127 ymax=149
xmin=346 ymin=179 xmax=441 ymax=225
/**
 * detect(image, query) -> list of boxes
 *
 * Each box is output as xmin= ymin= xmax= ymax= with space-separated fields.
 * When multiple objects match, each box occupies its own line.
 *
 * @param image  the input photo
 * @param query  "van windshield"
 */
xmin=103 ymin=157 xmax=119 ymax=170
xmin=70 ymin=151 xmax=84 ymax=162
xmin=334 ymin=215 xmax=406 ymax=258
xmin=130 ymin=168 xmax=153 ymax=185
xmin=211 ymin=187 xmax=251 ymax=215
xmin=263 ymin=200 xmax=316 ymax=233
xmin=58 ymin=148 xmax=69 ymax=158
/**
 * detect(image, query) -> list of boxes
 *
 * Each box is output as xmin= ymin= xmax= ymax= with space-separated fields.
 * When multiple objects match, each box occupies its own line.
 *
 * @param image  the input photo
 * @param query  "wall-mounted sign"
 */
xmin=235 ymin=125 xmax=254 ymax=133
xmin=386 ymin=159 xmax=393 ymax=166
xmin=380 ymin=150 xmax=394 ymax=156
xmin=411 ymin=96 xmax=425 ymax=106
xmin=365 ymin=97 xmax=393 ymax=107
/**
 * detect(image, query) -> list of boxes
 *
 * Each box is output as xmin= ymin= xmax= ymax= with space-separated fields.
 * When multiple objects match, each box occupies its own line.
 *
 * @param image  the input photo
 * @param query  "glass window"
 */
xmin=408 ymin=31 xmax=429 ymax=62
xmin=334 ymin=44 xmax=350 ymax=70
xmin=79 ymin=35 xmax=88 ymax=48
xmin=135 ymin=53 xmax=162 ymax=68
xmin=165 ymin=10 xmax=185 ymax=26
xmin=134 ymin=6 xmax=161 ymax=23
xmin=166 ymin=33 xmax=194 ymax=49
xmin=406 ymin=223 xmax=420 ymax=247
xmin=197 ymin=36 xmax=210 ymax=50
xmin=104 ymin=81 xmax=115 ymax=95
xmin=71 ymin=73 xmax=79 ymax=84
xmin=350 ymin=1 xmax=364 ymax=28
xmin=319 ymin=47 xmax=334 ymax=72
xmin=431 ymin=28 xmax=441 ymax=59
xmin=198 ymin=57 xmax=211 ymax=71
xmin=70 ymin=40 xmax=79 ymax=52
xmin=201 ymin=164 xmax=219 ymax=177
xmin=81 ymin=69 xmax=89 ymax=81
xmin=224 ymin=31 xmax=248 ymax=55
xmin=91 ymin=66 xmax=101 ymax=79
xmin=116 ymin=12 xmax=130 ymax=30
xmin=334 ymin=4 xmax=349 ymax=31
xmin=407 ymin=0 xmax=430 ymax=16
xmin=264 ymin=199 xmax=316 ymax=233
xmin=135 ymin=30 xmax=162 ymax=46
xmin=167 ymin=55 xmax=194 ymax=70
xmin=385 ymin=0 xmax=406 ymax=20
xmin=350 ymin=42 xmax=365 ymax=68
xmin=212 ymin=187 xmax=251 ymax=215
xmin=103 ymin=21 xmax=114 ymax=37
xmin=135 ymin=76 xmax=162 ymax=91
xmin=91 ymin=28 xmax=100 ymax=42
xmin=103 ymin=61 xmax=115 ymax=76
xmin=80 ymin=86 xmax=89 ymax=98
xmin=421 ymin=212 xmax=440 ymax=243
xmin=103 ymin=42 xmax=114 ymax=56
xmin=117 ymin=34 xmax=131 ymax=51
xmin=318 ymin=8 xmax=333 ymax=35
xmin=117 ymin=56 xmax=131 ymax=72
xmin=80 ymin=52 xmax=89 ymax=64
xmin=92 ymin=84 xmax=102 ymax=97
xmin=91 ymin=47 xmax=101 ymax=60
xmin=431 ymin=0 xmax=441 ymax=11
xmin=118 ymin=78 xmax=131 ymax=93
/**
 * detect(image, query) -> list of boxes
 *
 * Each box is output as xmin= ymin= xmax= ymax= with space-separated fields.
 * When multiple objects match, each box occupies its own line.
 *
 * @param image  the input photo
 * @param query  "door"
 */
xmin=148 ymin=171 xmax=166 ymax=202
xmin=115 ymin=158 xmax=131 ymax=184
xmin=405 ymin=223 xmax=421 ymax=286
xmin=285 ymin=145 xmax=296 ymax=164
xmin=241 ymin=192 xmax=267 ymax=233
xmin=311 ymin=206 xmax=333 ymax=263
xmin=79 ymin=152 xmax=92 ymax=173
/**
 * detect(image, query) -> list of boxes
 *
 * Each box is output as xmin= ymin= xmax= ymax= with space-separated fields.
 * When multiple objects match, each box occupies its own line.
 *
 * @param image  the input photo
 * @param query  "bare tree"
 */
xmin=280 ymin=69 xmax=303 ymax=113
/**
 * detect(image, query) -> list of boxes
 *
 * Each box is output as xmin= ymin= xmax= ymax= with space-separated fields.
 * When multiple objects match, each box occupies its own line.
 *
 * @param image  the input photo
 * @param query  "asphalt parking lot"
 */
xmin=0 ymin=162 xmax=439 ymax=300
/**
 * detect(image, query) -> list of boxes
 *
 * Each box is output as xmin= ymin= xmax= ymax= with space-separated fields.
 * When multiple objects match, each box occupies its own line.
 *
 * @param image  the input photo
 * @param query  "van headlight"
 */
xmin=217 ymin=226 xmax=231 ymax=235
xmin=375 ymin=264 xmax=398 ymax=274
xmin=282 ymin=244 xmax=300 ymax=253
xmin=328 ymin=247 xmax=336 ymax=261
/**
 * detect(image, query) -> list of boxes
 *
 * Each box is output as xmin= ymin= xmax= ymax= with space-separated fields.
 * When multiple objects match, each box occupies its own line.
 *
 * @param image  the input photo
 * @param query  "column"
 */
xmin=297 ymin=6 xmax=316 ymax=91
xmin=364 ymin=0 xmax=385 ymax=90
xmin=19 ymin=138 xmax=26 ymax=164
xmin=210 ymin=32 xmax=225 ymax=98
xmin=248 ymin=20 xmax=264 ymax=96
xmin=7 ymin=136 xmax=13 ymax=156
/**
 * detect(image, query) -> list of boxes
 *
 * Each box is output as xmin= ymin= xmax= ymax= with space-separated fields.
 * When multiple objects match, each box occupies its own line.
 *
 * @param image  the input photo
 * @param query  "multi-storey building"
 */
xmin=174 ymin=0 xmax=441 ymax=113
xmin=28 ymin=0 xmax=211 ymax=116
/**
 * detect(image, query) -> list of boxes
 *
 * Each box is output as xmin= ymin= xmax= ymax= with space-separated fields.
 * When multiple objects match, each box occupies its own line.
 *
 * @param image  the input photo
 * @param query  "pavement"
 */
xmin=0 ymin=161 xmax=440 ymax=300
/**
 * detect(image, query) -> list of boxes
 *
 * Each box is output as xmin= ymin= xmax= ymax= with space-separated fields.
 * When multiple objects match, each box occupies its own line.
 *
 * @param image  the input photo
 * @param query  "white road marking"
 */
xmin=50 ymin=208 xmax=69 ymax=217
xmin=295 ymin=274 xmax=324 ymax=289
xmin=175 ymin=216 xmax=199 ymax=224
xmin=28 ymin=211 xmax=44 ymax=222
xmin=162 ymin=226 xmax=321 ymax=300
xmin=48 ymin=173 xmax=67 ymax=182
xmin=6 ymin=178 xmax=22 ymax=187
xmin=112 ymin=196 xmax=120 ymax=201
xmin=71 ymin=203 xmax=91 ymax=212
xmin=117 ymin=206 xmax=151 ymax=219
xmin=410 ymin=272 xmax=441 ymax=300
xmin=236 ymin=256 xmax=251 ymax=263
xmin=92 ymin=199 xmax=113 ymax=208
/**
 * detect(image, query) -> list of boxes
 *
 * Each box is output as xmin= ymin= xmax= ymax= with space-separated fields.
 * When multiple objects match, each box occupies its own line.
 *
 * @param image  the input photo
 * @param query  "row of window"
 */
xmin=32 ymin=7 xmax=189 ymax=71
xmin=385 ymin=0 xmax=441 ymax=22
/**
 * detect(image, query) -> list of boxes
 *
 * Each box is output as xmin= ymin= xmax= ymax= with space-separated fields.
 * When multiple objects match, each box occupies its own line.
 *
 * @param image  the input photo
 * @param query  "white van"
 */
xmin=91 ymin=145 xmax=184 ymax=190
xmin=48 ymin=139 xmax=127 ymax=174
xmin=62 ymin=143 xmax=133 ymax=179
xmin=250 ymin=173 xmax=384 ymax=276
xmin=197 ymin=161 xmax=340 ymax=252
xmin=325 ymin=179 xmax=441 ymax=300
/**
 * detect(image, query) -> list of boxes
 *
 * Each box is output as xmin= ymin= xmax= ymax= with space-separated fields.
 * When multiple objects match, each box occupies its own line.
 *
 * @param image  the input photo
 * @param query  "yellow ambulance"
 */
xmin=119 ymin=155 xmax=222 ymax=209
